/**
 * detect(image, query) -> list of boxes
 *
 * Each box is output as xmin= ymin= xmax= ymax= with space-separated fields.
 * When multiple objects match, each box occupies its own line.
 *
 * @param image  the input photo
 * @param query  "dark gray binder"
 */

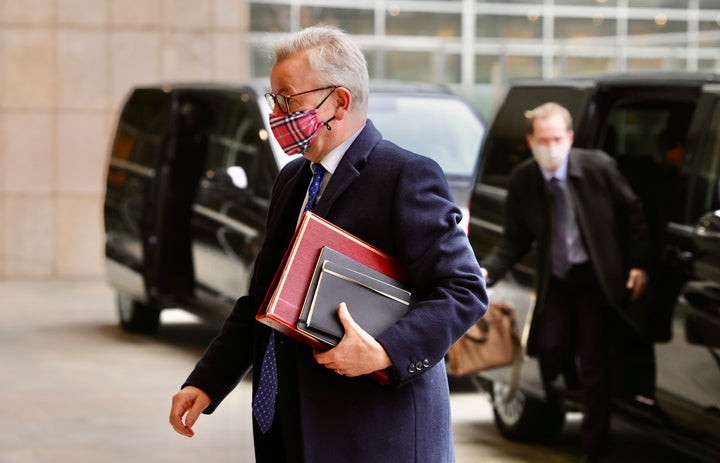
xmin=297 ymin=246 xmax=411 ymax=346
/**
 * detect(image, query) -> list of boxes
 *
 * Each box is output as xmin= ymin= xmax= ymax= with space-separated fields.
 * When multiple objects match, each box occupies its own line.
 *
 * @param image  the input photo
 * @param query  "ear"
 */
xmin=333 ymin=86 xmax=352 ymax=120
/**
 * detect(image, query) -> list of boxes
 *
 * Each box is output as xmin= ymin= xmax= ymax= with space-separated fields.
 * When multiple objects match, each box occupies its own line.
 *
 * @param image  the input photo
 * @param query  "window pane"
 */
xmin=699 ymin=58 xmax=720 ymax=69
xmin=385 ymin=51 xmax=433 ymax=81
xmin=250 ymin=4 xmax=290 ymax=32
xmin=555 ymin=17 xmax=616 ymax=39
xmin=386 ymin=11 xmax=460 ymax=37
xmin=250 ymin=46 xmax=273 ymax=79
xmin=700 ymin=19 xmax=720 ymax=46
xmin=480 ymin=0 xmax=541 ymax=3
xmin=367 ymin=50 xmax=461 ymax=83
xmin=506 ymin=56 xmax=541 ymax=80
xmin=476 ymin=14 xmax=541 ymax=39
xmin=627 ymin=57 xmax=686 ymax=71
xmin=628 ymin=19 xmax=686 ymax=36
xmin=629 ymin=0 xmax=686 ymax=7
xmin=559 ymin=57 xmax=614 ymax=75
xmin=299 ymin=7 xmax=373 ymax=34
xmin=475 ymin=55 xmax=499 ymax=84
xmin=556 ymin=0 xmax=617 ymax=4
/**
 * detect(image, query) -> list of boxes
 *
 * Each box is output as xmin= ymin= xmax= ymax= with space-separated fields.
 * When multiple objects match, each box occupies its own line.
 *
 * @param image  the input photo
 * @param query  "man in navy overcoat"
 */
xmin=169 ymin=25 xmax=487 ymax=463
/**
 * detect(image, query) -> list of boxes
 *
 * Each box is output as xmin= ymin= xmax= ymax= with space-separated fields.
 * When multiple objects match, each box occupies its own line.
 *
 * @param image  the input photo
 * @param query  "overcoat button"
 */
xmin=408 ymin=364 xmax=416 ymax=373
xmin=422 ymin=359 xmax=430 ymax=367
xmin=415 ymin=361 xmax=424 ymax=370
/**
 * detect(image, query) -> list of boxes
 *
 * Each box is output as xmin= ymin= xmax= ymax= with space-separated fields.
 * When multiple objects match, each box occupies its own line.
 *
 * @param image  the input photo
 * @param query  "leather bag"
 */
xmin=446 ymin=302 xmax=521 ymax=376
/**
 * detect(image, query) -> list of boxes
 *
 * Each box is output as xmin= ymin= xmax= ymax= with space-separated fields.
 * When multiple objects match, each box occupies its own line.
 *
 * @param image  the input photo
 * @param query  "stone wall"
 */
xmin=0 ymin=0 xmax=249 ymax=277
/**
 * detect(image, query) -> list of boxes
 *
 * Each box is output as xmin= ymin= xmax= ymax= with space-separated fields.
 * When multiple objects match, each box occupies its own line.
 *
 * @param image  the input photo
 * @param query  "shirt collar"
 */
xmin=316 ymin=124 xmax=365 ymax=174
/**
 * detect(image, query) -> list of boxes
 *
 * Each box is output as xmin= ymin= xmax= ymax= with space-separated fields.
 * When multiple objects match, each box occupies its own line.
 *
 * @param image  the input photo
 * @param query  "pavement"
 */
xmin=0 ymin=279 xmax=698 ymax=462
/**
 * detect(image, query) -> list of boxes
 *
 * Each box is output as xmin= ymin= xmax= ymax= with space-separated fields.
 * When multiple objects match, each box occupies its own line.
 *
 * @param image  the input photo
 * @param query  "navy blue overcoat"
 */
xmin=184 ymin=121 xmax=487 ymax=462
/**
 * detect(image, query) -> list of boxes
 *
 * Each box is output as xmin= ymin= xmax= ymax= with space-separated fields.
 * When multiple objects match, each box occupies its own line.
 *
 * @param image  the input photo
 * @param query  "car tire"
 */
xmin=117 ymin=293 xmax=161 ymax=334
xmin=491 ymin=381 xmax=565 ymax=441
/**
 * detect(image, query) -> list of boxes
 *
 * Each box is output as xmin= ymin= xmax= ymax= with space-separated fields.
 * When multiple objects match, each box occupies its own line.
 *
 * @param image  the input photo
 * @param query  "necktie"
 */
xmin=550 ymin=177 xmax=571 ymax=279
xmin=252 ymin=163 xmax=326 ymax=434
xmin=305 ymin=163 xmax=326 ymax=211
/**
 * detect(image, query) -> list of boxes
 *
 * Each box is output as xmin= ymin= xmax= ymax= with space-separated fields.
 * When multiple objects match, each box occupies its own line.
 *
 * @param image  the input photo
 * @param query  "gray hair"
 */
xmin=525 ymin=102 xmax=573 ymax=135
xmin=273 ymin=25 xmax=369 ymax=111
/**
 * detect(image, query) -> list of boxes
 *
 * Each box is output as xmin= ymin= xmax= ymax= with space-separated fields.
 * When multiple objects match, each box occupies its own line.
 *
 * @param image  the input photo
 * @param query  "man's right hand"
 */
xmin=169 ymin=386 xmax=211 ymax=437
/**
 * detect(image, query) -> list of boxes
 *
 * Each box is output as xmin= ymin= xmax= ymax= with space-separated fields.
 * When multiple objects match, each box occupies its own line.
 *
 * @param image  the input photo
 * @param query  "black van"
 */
xmin=103 ymin=82 xmax=485 ymax=334
xmin=469 ymin=72 xmax=720 ymax=461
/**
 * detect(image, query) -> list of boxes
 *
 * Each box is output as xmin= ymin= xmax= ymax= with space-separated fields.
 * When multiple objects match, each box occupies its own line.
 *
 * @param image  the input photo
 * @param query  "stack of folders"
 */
xmin=256 ymin=212 xmax=410 ymax=384
xmin=297 ymin=246 xmax=411 ymax=346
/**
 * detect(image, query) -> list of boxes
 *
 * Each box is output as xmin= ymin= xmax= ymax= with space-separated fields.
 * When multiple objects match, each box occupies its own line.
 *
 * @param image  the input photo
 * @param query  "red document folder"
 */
xmin=256 ymin=211 xmax=408 ymax=384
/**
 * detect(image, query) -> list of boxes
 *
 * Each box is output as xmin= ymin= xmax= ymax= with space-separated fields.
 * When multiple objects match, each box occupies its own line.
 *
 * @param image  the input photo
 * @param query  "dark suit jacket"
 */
xmin=184 ymin=121 xmax=487 ymax=463
xmin=482 ymin=148 xmax=649 ymax=349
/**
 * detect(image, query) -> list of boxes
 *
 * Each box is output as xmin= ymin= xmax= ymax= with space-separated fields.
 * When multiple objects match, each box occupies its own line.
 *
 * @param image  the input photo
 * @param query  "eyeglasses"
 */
xmin=264 ymin=86 xmax=338 ymax=114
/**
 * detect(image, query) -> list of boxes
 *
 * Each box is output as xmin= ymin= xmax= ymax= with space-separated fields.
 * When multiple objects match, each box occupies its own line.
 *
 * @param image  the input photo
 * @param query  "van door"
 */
xmin=659 ymin=86 xmax=720 ymax=444
xmin=104 ymin=88 xmax=172 ymax=302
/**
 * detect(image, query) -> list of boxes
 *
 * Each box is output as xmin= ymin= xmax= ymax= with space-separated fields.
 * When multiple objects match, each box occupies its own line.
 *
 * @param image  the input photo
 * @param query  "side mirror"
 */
xmin=205 ymin=166 xmax=248 ymax=190
xmin=693 ymin=210 xmax=720 ymax=253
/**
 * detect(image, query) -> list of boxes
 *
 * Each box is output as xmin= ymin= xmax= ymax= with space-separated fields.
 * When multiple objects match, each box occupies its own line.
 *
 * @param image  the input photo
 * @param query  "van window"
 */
xmin=118 ymin=89 xmax=170 ymax=169
xmin=695 ymin=100 xmax=720 ymax=214
xmin=478 ymin=86 xmax=591 ymax=188
xmin=177 ymin=91 xmax=276 ymax=201
xmin=368 ymin=94 xmax=484 ymax=179
xmin=207 ymin=93 xmax=275 ymax=200
xmin=603 ymin=100 xmax=695 ymax=231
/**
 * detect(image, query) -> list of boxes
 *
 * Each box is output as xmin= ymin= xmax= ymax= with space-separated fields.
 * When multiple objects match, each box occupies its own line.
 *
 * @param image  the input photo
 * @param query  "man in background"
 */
xmin=481 ymin=102 xmax=648 ymax=463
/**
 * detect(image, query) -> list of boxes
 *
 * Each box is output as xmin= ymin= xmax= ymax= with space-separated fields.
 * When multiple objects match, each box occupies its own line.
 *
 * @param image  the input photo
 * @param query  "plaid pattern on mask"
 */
xmin=269 ymin=109 xmax=324 ymax=155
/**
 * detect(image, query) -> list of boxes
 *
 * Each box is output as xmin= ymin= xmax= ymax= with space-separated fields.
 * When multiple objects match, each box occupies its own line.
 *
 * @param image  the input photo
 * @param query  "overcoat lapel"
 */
xmin=313 ymin=121 xmax=382 ymax=217
xmin=265 ymin=160 xmax=312 ymax=256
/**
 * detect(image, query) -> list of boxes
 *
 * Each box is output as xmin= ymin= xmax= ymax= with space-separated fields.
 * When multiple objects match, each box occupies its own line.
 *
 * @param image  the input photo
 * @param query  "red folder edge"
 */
xmin=256 ymin=212 xmax=407 ymax=384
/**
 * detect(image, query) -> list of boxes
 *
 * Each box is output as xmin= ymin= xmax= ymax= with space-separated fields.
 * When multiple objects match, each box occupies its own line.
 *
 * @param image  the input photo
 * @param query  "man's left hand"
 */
xmin=626 ymin=268 xmax=648 ymax=301
xmin=313 ymin=302 xmax=392 ymax=377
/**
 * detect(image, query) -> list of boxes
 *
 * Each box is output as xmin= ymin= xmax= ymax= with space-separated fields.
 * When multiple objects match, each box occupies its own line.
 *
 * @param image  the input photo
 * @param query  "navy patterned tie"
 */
xmin=305 ymin=164 xmax=326 ymax=212
xmin=550 ymin=177 xmax=571 ymax=279
xmin=252 ymin=163 xmax=326 ymax=434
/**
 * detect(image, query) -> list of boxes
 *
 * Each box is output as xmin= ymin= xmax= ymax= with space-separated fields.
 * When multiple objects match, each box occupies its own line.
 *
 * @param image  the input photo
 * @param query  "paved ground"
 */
xmin=0 ymin=279 xmax=700 ymax=462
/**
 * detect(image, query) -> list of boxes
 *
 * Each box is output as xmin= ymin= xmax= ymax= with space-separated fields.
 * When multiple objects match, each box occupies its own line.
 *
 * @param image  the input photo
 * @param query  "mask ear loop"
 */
xmin=314 ymin=87 xmax=339 ymax=131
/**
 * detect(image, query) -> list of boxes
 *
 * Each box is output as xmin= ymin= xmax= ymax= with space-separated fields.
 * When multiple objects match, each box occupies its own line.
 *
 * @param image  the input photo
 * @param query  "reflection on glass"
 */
xmin=555 ymin=17 xmax=616 ymax=39
xmin=476 ymin=15 xmax=541 ymax=39
xmin=629 ymin=19 xmax=687 ymax=35
xmin=299 ymin=7 xmax=373 ymax=34
xmin=507 ymin=56 xmax=541 ymax=80
xmin=386 ymin=11 xmax=460 ymax=37
xmin=558 ymin=57 xmax=613 ymax=76
xmin=367 ymin=95 xmax=483 ymax=177
xmin=249 ymin=4 xmax=289 ymax=32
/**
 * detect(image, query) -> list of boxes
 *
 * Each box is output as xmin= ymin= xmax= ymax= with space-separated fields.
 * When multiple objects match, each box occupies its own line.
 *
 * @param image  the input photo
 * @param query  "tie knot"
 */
xmin=312 ymin=163 xmax=326 ymax=179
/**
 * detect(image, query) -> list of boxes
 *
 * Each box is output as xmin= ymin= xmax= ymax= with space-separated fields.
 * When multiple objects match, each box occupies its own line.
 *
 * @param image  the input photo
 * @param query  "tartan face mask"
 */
xmin=269 ymin=109 xmax=328 ymax=156
xmin=268 ymin=87 xmax=337 ymax=156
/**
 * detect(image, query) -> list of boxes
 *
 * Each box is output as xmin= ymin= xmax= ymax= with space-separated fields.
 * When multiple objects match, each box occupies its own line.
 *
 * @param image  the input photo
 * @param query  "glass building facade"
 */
xmin=247 ymin=0 xmax=720 ymax=114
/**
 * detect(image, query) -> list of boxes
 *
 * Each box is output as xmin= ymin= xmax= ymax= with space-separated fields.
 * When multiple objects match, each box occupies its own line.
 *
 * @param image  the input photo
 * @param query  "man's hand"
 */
xmin=169 ymin=386 xmax=211 ymax=437
xmin=626 ymin=268 xmax=648 ymax=301
xmin=313 ymin=303 xmax=392 ymax=377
